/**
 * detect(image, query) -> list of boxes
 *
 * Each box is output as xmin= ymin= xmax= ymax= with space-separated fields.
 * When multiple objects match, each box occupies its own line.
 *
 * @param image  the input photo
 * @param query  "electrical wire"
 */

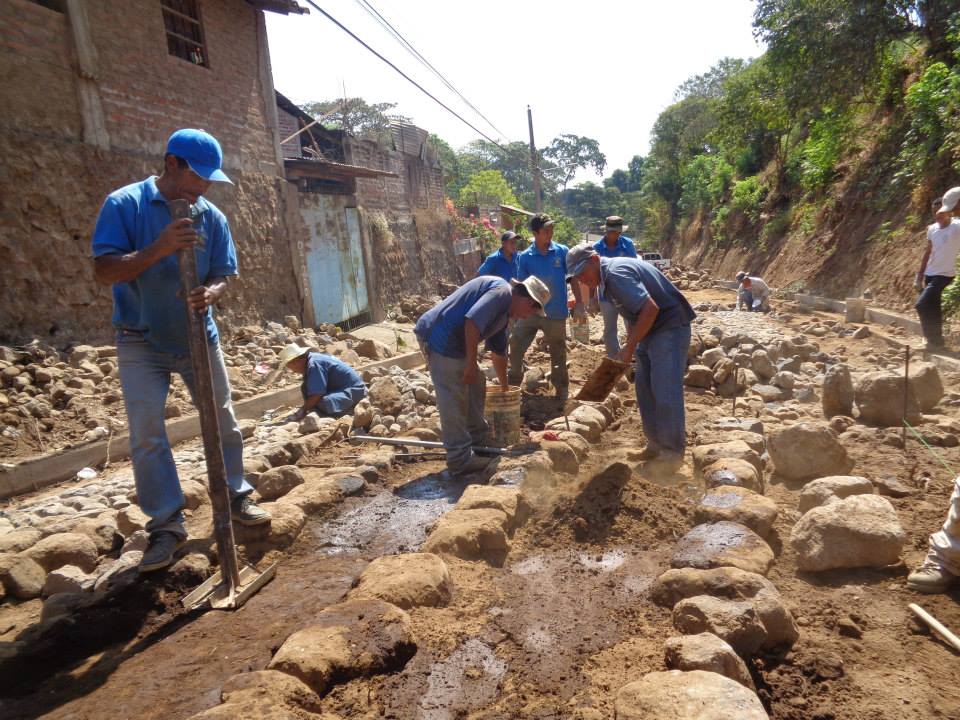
xmin=353 ymin=0 xmax=508 ymax=140
xmin=301 ymin=0 xmax=507 ymax=151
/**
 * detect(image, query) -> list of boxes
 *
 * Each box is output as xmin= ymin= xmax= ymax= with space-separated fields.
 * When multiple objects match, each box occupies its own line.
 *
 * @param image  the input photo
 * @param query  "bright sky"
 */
xmin=266 ymin=0 xmax=763 ymax=182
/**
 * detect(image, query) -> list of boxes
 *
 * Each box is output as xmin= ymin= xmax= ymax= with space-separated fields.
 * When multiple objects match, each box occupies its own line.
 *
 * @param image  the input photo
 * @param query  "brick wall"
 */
xmin=0 ymin=0 xmax=303 ymax=344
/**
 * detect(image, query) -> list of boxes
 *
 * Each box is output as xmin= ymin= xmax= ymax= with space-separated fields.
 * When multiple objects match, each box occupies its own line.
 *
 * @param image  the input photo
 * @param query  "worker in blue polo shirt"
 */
xmin=508 ymin=213 xmax=571 ymax=402
xmin=476 ymin=230 xmax=520 ymax=282
xmin=91 ymin=129 xmax=270 ymax=573
xmin=274 ymin=344 xmax=367 ymax=420
xmin=415 ymin=275 xmax=550 ymax=476
xmin=593 ymin=216 xmax=638 ymax=357
xmin=566 ymin=243 xmax=696 ymax=467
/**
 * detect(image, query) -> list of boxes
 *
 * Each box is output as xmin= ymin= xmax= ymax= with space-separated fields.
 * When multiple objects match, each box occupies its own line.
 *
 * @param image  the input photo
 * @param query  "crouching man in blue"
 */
xmin=415 ymin=276 xmax=550 ymax=477
xmin=276 ymin=344 xmax=367 ymax=420
xmin=91 ymin=129 xmax=270 ymax=573
xmin=566 ymin=243 xmax=696 ymax=466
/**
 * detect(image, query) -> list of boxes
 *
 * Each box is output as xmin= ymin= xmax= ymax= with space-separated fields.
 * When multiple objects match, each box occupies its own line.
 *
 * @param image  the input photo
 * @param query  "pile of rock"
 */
xmin=387 ymin=294 xmax=440 ymax=324
xmin=354 ymin=366 xmax=438 ymax=438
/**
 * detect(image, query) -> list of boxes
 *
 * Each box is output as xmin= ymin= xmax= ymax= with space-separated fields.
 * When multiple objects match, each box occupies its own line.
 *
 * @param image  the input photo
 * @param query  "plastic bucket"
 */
xmin=485 ymin=385 xmax=522 ymax=447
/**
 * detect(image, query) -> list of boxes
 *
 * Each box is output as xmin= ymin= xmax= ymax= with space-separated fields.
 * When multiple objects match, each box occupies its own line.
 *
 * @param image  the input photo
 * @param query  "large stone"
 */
xmin=908 ymin=362 xmax=944 ymax=412
xmin=368 ymin=377 xmax=403 ymax=416
xmin=41 ymin=591 xmax=99 ymax=622
xmin=673 ymin=595 xmax=768 ymax=656
xmin=695 ymin=430 xmax=765 ymax=454
xmin=615 ymin=670 xmax=767 ymax=720
xmin=692 ymin=441 xmax=762 ymax=477
xmin=557 ymin=431 xmax=590 ymax=461
xmin=117 ymin=505 xmax=149 ymax=536
xmin=278 ymin=476 xmax=347 ymax=514
xmin=93 ymin=551 xmax=142 ymax=593
xmin=1 ymin=556 xmax=46 ymax=599
xmin=267 ymin=599 xmax=416 ymax=695
xmin=256 ymin=465 xmax=305 ymax=501
xmin=569 ymin=404 xmax=609 ymax=433
xmin=540 ymin=440 xmax=580 ymax=475
xmin=672 ymin=522 xmax=774 ymax=576
xmin=855 ymin=372 xmax=921 ymax=427
xmin=798 ymin=475 xmax=874 ymax=513
xmin=455 ymin=484 xmax=530 ymax=530
xmin=651 ymin=567 xmax=798 ymax=650
xmin=664 ymin=633 xmax=755 ymax=689
xmin=181 ymin=478 xmax=209 ymax=510
xmin=791 ymin=494 xmax=906 ymax=571
xmin=701 ymin=347 xmax=727 ymax=368
xmin=545 ymin=417 xmax=598 ymax=443
xmin=0 ymin=528 xmax=41 ymax=554
xmin=685 ymin=365 xmax=714 ymax=388
xmin=694 ymin=487 xmax=778 ymax=538
xmin=25 ymin=532 xmax=98 ymax=572
xmin=220 ymin=669 xmax=323 ymax=713
xmin=422 ymin=508 xmax=510 ymax=564
xmin=235 ymin=502 xmax=305 ymax=552
xmin=71 ymin=516 xmax=121 ymax=555
xmin=766 ymin=422 xmax=853 ymax=481
xmin=353 ymin=398 xmax=375 ymax=429
xmin=349 ymin=553 xmax=451 ymax=609
xmin=42 ymin=564 xmax=95 ymax=596
xmin=822 ymin=364 xmax=854 ymax=418
xmin=751 ymin=350 xmax=776 ymax=381
xmin=168 ymin=553 xmax=212 ymax=585
xmin=703 ymin=459 xmax=763 ymax=494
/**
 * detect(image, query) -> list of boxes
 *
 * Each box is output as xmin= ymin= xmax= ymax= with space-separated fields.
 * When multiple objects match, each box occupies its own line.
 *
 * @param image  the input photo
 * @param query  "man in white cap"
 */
xmin=735 ymin=271 xmax=771 ymax=312
xmin=914 ymin=187 xmax=960 ymax=351
xmin=566 ymin=243 xmax=695 ymax=464
xmin=276 ymin=344 xmax=367 ymax=420
xmin=414 ymin=275 xmax=550 ymax=476
xmin=92 ymin=129 xmax=270 ymax=573
xmin=593 ymin=216 xmax=638 ymax=357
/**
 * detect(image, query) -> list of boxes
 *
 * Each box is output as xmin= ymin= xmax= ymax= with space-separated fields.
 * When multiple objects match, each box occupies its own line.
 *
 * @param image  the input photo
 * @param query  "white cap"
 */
xmin=510 ymin=276 xmax=551 ymax=315
xmin=939 ymin=187 xmax=960 ymax=214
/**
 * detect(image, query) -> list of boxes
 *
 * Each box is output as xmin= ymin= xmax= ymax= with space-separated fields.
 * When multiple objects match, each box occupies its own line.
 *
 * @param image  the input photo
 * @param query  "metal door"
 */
xmin=304 ymin=201 xmax=369 ymax=325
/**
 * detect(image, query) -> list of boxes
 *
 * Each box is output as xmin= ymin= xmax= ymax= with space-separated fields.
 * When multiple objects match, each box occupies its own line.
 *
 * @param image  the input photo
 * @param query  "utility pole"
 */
xmin=527 ymin=105 xmax=543 ymax=212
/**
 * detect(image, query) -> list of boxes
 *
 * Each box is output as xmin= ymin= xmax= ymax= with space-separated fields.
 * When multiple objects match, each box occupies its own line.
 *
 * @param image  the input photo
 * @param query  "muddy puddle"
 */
xmin=311 ymin=471 xmax=472 ymax=556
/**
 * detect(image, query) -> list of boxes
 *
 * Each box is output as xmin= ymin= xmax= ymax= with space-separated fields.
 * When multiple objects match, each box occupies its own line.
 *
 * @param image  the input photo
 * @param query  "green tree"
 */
xmin=300 ymin=98 xmax=409 ymax=141
xmin=543 ymin=134 xmax=607 ymax=191
xmin=458 ymin=169 xmax=519 ymax=207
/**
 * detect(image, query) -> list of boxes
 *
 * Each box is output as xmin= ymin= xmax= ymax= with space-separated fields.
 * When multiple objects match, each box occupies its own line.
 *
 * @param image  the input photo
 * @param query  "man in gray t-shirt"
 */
xmin=567 ymin=243 xmax=695 ymax=464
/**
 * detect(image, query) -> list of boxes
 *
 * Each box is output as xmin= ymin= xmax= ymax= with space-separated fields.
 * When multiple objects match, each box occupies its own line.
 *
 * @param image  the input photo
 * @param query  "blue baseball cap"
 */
xmin=165 ymin=129 xmax=232 ymax=183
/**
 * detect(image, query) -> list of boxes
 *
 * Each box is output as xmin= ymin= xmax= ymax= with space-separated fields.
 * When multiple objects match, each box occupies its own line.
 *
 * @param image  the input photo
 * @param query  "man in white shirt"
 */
xmin=915 ymin=187 xmax=960 ymax=351
xmin=735 ymin=271 xmax=771 ymax=312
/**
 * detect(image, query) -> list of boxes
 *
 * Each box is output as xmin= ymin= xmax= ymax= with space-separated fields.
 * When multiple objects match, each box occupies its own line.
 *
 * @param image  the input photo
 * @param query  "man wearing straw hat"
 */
xmin=566 ymin=243 xmax=695 ymax=465
xmin=275 ymin=344 xmax=367 ymax=420
xmin=415 ymin=275 xmax=550 ymax=476
xmin=593 ymin=216 xmax=638 ymax=357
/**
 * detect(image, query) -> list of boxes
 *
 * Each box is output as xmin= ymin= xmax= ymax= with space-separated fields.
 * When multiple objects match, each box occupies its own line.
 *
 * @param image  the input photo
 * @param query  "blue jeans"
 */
xmin=600 ymin=300 xmax=623 ymax=357
xmin=428 ymin=350 xmax=488 ymax=473
xmin=635 ymin=324 xmax=691 ymax=455
xmin=117 ymin=333 xmax=252 ymax=538
xmin=313 ymin=385 xmax=367 ymax=417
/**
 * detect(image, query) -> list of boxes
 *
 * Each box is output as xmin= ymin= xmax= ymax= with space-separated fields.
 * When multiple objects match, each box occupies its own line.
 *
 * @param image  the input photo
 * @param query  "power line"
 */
xmin=353 ymin=0 xmax=508 ymax=140
xmin=301 ymin=0 xmax=507 ymax=151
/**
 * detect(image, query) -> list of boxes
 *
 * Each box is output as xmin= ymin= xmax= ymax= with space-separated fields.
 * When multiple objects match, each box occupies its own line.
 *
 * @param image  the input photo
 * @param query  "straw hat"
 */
xmin=265 ymin=343 xmax=311 ymax=385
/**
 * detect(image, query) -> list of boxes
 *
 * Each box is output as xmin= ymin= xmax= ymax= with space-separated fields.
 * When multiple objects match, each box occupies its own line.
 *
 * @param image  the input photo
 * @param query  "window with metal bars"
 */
xmin=161 ymin=0 xmax=209 ymax=68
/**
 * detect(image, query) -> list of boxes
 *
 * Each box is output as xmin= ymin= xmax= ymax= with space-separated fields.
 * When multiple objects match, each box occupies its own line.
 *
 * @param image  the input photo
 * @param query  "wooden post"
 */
xmin=902 ymin=346 xmax=911 ymax=448
xmin=170 ymin=200 xmax=241 ymax=592
xmin=65 ymin=0 xmax=110 ymax=150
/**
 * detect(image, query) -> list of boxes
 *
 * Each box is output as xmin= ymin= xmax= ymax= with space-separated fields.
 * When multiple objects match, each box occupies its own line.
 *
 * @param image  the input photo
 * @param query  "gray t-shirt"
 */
xmin=600 ymin=258 xmax=696 ymax=334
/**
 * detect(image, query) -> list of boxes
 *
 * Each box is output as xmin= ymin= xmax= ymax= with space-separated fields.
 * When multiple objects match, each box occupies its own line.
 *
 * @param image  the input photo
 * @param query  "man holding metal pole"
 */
xmin=92 ymin=129 xmax=269 ymax=573
xmin=415 ymin=275 xmax=550 ymax=477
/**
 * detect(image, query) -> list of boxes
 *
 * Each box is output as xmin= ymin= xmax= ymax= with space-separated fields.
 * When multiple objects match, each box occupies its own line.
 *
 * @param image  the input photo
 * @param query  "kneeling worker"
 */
xmin=415 ymin=275 xmax=550 ymax=476
xmin=566 ymin=243 xmax=695 ymax=464
xmin=736 ymin=271 xmax=771 ymax=312
xmin=277 ymin=344 xmax=367 ymax=421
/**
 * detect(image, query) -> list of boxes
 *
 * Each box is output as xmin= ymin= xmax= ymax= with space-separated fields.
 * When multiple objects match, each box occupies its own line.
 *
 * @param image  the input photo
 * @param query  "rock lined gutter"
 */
xmin=0 ymin=350 xmax=425 ymax=500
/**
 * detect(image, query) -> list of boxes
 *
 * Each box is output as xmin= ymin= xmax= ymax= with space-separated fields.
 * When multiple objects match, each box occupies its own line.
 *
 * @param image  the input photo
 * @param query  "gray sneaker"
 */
xmin=907 ymin=564 xmax=955 ymax=593
xmin=140 ymin=531 xmax=186 ymax=572
xmin=231 ymin=495 xmax=272 ymax=526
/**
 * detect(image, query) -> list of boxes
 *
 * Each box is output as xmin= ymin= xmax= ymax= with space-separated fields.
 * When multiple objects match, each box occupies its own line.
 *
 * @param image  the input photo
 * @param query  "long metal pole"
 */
xmin=527 ymin=105 xmax=543 ymax=212
xmin=170 ymin=200 xmax=241 ymax=592
xmin=902 ymin=346 xmax=911 ymax=448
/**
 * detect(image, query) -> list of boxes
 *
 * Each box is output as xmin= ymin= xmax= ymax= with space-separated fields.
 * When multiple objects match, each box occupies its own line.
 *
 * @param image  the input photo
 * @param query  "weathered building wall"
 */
xmin=0 ymin=0 xmax=301 ymax=344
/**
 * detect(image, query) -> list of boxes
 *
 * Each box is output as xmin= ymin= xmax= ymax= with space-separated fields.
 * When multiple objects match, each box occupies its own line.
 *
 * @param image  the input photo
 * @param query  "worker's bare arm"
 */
xmin=462 ymin=319 xmax=482 ymax=385
xmin=93 ymin=218 xmax=198 ymax=285
xmin=615 ymin=298 xmax=660 ymax=364
xmin=490 ymin=351 xmax=508 ymax=390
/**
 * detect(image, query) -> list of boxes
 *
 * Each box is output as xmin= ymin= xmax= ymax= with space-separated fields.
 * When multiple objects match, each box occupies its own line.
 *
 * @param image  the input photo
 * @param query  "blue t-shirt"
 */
xmin=91 ymin=177 xmax=238 ymax=356
xmin=600 ymin=257 xmax=696 ymax=337
xmin=414 ymin=277 xmax=512 ymax=359
xmin=517 ymin=241 xmax=569 ymax=319
xmin=303 ymin=352 xmax=365 ymax=398
xmin=477 ymin=247 xmax=519 ymax=283
xmin=593 ymin=235 xmax=637 ymax=301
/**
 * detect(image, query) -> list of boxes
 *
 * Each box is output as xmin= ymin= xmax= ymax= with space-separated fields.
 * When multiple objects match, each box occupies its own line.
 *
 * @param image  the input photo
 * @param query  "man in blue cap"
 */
xmin=594 ymin=216 xmax=638 ymax=357
xmin=508 ymin=213 xmax=571 ymax=402
xmin=476 ymin=231 xmax=520 ymax=282
xmin=91 ymin=129 xmax=270 ymax=573
xmin=566 ymin=242 xmax=696 ymax=465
